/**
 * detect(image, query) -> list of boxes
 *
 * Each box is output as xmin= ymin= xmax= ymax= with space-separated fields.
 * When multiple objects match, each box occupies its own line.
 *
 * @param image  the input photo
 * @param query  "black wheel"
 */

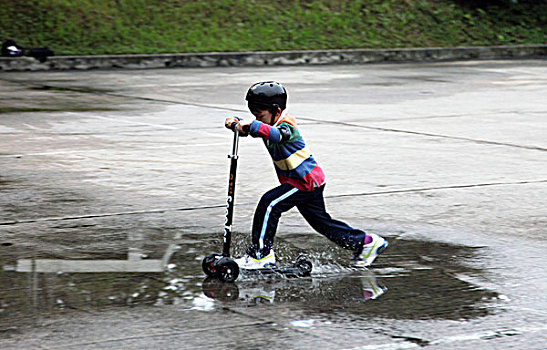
xmin=202 ymin=253 xmax=220 ymax=277
xmin=216 ymin=257 xmax=240 ymax=283
xmin=202 ymin=276 xmax=239 ymax=301
xmin=295 ymin=254 xmax=313 ymax=275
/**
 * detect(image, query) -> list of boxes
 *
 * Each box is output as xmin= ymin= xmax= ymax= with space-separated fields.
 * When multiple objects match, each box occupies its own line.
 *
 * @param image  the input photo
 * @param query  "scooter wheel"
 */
xmin=202 ymin=253 xmax=221 ymax=277
xmin=216 ymin=257 xmax=239 ymax=283
xmin=295 ymin=254 xmax=313 ymax=275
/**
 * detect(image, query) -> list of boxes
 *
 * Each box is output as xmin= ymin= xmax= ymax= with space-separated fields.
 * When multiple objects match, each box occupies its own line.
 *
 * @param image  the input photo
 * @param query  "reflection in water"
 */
xmin=202 ymin=270 xmax=387 ymax=305
xmin=0 ymin=232 xmax=499 ymax=331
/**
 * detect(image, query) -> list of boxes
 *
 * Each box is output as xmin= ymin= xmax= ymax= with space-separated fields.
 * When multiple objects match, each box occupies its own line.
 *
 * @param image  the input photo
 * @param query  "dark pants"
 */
xmin=250 ymin=183 xmax=367 ymax=258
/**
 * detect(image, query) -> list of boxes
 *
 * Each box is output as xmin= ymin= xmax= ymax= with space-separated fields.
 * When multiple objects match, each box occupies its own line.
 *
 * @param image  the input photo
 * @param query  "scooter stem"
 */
xmin=222 ymin=127 xmax=239 ymax=257
xmin=231 ymin=128 xmax=240 ymax=158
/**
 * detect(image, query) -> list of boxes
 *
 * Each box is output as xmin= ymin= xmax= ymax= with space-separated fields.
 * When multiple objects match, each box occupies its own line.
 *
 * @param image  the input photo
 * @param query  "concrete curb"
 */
xmin=1 ymin=44 xmax=546 ymax=71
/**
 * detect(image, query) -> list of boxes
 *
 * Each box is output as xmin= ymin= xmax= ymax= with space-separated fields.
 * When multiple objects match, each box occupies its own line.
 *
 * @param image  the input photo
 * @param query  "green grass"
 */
xmin=1 ymin=0 xmax=545 ymax=55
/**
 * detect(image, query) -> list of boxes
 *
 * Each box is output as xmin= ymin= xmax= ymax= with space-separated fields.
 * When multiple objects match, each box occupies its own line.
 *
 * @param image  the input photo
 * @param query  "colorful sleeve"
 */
xmin=249 ymin=120 xmax=292 ymax=144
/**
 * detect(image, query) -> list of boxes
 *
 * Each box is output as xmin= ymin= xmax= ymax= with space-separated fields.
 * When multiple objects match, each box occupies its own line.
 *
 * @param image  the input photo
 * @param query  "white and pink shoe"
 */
xmin=352 ymin=233 xmax=388 ymax=267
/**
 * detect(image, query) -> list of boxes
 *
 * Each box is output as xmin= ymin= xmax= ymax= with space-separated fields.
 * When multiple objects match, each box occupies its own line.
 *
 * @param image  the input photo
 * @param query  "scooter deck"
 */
xmin=241 ymin=263 xmax=311 ymax=278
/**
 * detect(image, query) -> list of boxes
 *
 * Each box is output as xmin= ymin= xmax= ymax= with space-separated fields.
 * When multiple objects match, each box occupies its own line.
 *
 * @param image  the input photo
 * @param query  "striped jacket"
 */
xmin=249 ymin=112 xmax=326 ymax=192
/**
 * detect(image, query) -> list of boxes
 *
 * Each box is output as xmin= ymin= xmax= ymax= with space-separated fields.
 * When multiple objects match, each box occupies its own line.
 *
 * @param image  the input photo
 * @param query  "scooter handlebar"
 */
xmin=230 ymin=122 xmax=250 ymax=135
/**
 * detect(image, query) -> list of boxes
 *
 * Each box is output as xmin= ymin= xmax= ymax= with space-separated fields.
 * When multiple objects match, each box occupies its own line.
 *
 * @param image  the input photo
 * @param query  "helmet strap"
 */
xmin=270 ymin=105 xmax=281 ymax=125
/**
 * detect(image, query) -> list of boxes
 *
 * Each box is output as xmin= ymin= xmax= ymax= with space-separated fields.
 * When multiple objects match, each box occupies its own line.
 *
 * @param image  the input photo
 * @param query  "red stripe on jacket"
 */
xmin=278 ymin=164 xmax=326 ymax=192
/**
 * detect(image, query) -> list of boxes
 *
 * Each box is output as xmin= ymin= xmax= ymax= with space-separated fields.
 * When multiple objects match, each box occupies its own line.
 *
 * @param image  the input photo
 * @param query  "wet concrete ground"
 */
xmin=1 ymin=60 xmax=546 ymax=349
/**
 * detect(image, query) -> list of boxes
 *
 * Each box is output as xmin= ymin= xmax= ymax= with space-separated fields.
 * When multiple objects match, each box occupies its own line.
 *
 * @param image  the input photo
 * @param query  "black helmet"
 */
xmin=245 ymin=81 xmax=287 ymax=112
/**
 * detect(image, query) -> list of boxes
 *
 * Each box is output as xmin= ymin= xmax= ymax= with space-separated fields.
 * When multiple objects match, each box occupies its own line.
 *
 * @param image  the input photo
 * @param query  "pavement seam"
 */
xmin=0 ymin=203 xmax=230 ymax=225
xmin=2 ymin=79 xmax=545 ymax=152
xmin=0 ymin=179 xmax=545 ymax=226
xmin=296 ymin=117 xmax=547 ymax=152
xmin=326 ymin=179 xmax=547 ymax=199
xmin=95 ymin=92 xmax=547 ymax=154
xmin=66 ymin=94 xmax=547 ymax=152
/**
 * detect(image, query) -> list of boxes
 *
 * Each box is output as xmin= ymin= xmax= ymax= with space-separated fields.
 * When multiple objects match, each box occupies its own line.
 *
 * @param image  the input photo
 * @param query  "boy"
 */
xmin=225 ymin=81 xmax=388 ymax=269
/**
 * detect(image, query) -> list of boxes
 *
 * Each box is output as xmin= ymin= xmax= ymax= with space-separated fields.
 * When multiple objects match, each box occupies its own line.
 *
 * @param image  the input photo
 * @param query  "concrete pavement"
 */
xmin=0 ymin=60 xmax=546 ymax=349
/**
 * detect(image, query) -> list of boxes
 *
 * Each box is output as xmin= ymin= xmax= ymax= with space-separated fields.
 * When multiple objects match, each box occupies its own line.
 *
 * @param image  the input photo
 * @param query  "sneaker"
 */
xmin=234 ymin=250 xmax=276 ymax=270
xmin=352 ymin=233 xmax=388 ymax=267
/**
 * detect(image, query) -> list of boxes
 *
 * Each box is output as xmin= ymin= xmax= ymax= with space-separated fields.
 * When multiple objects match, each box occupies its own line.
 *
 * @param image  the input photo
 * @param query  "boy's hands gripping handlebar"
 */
xmin=224 ymin=117 xmax=250 ymax=136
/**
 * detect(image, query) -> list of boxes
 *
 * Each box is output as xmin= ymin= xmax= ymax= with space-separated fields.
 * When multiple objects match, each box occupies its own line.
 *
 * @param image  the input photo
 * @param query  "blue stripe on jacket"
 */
xmin=267 ymin=138 xmax=306 ymax=161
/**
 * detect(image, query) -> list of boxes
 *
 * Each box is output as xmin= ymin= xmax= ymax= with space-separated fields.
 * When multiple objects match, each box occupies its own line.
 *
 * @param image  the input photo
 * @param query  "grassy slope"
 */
xmin=0 ymin=0 xmax=545 ymax=55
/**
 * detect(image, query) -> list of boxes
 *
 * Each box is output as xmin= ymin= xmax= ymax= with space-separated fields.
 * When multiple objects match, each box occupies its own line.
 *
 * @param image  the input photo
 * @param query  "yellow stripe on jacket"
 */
xmin=273 ymin=147 xmax=311 ymax=171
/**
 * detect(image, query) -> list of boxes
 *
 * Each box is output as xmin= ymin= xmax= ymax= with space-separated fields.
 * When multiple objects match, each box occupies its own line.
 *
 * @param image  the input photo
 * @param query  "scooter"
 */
xmin=202 ymin=123 xmax=312 ymax=282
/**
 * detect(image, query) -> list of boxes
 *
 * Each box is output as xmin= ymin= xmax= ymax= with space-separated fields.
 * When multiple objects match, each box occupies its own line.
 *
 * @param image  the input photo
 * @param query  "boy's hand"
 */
xmin=224 ymin=117 xmax=250 ymax=136
xmin=224 ymin=117 xmax=239 ymax=130
xmin=236 ymin=119 xmax=252 ymax=136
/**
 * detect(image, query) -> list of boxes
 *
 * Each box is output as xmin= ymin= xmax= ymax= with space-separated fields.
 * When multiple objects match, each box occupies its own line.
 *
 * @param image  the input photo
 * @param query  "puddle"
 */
xmin=202 ymin=238 xmax=497 ymax=321
xmin=0 ymin=231 xmax=499 ymax=331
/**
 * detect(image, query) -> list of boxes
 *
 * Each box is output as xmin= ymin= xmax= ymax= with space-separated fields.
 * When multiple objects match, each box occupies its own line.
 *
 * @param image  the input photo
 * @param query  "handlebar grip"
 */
xmin=230 ymin=122 xmax=238 ymax=131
